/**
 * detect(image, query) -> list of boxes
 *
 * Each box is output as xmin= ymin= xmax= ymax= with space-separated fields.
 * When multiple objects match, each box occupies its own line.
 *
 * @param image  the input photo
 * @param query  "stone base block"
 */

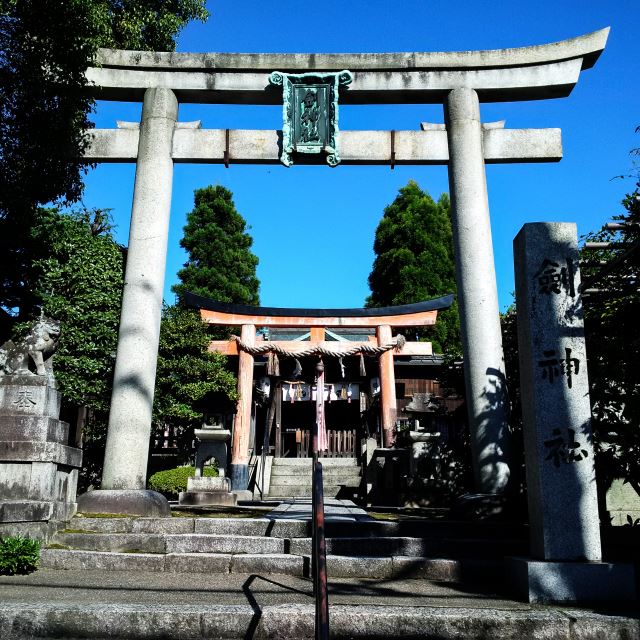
xmin=506 ymin=556 xmax=637 ymax=603
xmin=178 ymin=490 xmax=237 ymax=507
xmin=187 ymin=476 xmax=231 ymax=492
xmin=0 ymin=500 xmax=52 ymax=522
xmin=0 ymin=376 xmax=61 ymax=419
xmin=0 ymin=520 xmax=59 ymax=540
xmin=76 ymin=489 xmax=170 ymax=517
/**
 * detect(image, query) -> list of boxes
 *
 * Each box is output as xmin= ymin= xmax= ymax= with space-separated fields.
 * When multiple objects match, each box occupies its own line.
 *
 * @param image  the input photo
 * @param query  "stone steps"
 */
xmin=272 ymin=458 xmax=357 ymax=467
xmin=41 ymin=549 xmax=304 ymax=575
xmin=267 ymin=484 xmax=358 ymax=498
xmin=270 ymin=466 xmax=360 ymax=478
xmin=44 ymin=516 xmax=516 ymax=581
xmin=2 ymin=593 xmax=636 ymax=640
xmin=69 ymin=516 xmax=307 ymax=536
xmin=54 ymin=532 xmax=286 ymax=554
xmin=40 ymin=549 xmax=489 ymax=581
xmin=267 ymin=458 xmax=361 ymax=498
xmin=269 ymin=473 xmax=360 ymax=485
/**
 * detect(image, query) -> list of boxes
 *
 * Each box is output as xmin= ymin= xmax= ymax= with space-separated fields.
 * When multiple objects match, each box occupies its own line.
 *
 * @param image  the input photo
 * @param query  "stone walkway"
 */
xmin=266 ymin=498 xmax=372 ymax=522
xmin=1 ymin=569 xmax=638 ymax=639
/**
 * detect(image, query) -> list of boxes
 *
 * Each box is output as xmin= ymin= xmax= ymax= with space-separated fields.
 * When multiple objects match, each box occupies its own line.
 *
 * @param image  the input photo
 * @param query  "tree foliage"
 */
xmin=173 ymin=185 xmax=261 ymax=306
xmin=152 ymin=304 xmax=237 ymax=467
xmin=16 ymin=207 xmax=124 ymax=410
xmin=0 ymin=0 xmax=208 ymax=221
xmin=366 ymin=180 xmax=460 ymax=353
xmin=154 ymin=305 xmax=237 ymax=426
xmin=581 ymin=172 xmax=640 ymax=491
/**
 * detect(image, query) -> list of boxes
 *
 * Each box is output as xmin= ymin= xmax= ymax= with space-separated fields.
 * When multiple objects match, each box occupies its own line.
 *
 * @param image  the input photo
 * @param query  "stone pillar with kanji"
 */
xmin=508 ymin=222 xmax=635 ymax=603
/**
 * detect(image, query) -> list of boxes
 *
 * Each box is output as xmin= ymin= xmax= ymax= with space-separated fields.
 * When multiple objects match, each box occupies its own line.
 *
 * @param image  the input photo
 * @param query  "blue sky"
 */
xmin=82 ymin=1 xmax=640 ymax=311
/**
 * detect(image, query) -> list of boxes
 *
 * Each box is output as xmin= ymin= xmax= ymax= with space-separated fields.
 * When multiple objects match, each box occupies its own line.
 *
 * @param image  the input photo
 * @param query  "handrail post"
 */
xmin=312 ymin=358 xmax=329 ymax=640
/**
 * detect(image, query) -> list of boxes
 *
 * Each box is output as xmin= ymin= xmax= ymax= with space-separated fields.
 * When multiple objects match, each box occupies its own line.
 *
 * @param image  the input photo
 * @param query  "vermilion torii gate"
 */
xmin=78 ymin=29 xmax=608 ymax=513
xmin=186 ymin=293 xmax=453 ymax=490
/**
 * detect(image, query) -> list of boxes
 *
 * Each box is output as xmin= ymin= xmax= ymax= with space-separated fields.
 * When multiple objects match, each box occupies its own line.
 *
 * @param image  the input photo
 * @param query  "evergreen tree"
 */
xmin=18 ymin=207 xmax=124 ymax=412
xmin=173 ymin=185 xmax=261 ymax=306
xmin=366 ymin=180 xmax=460 ymax=354
xmin=0 ymin=0 xmax=208 ymax=322
xmin=153 ymin=305 xmax=238 ymax=463
xmin=581 ymin=170 xmax=640 ymax=492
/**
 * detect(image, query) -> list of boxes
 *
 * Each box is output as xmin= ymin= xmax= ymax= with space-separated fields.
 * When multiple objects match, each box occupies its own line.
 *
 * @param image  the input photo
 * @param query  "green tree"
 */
xmin=20 ymin=207 xmax=124 ymax=411
xmin=153 ymin=305 xmax=238 ymax=462
xmin=581 ymin=173 xmax=640 ymax=492
xmin=366 ymin=180 xmax=460 ymax=354
xmin=0 ymin=0 xmax=208 ymax=321
xmin=173 ymin=185 xmax=261 ymax=306
xmin=0 ymin=0 xmax=208 ymax=216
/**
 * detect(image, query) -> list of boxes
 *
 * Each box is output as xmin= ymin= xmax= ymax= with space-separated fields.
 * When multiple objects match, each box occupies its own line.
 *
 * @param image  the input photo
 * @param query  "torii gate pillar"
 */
xmin=445 ymin=88 xmax=511 ymax=494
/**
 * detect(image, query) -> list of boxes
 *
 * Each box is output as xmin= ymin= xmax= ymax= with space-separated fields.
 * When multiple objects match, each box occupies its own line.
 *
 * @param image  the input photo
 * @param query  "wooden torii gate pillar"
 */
xmin=188 ymin=293 xmax=453 ymax=490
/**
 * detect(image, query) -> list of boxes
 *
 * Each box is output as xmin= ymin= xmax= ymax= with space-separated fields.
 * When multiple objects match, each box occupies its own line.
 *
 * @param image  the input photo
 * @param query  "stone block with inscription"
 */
xmin=509 ymin=222 xmax=635 ymax=603
xmin=0 ymin=376 xmax=82 ymax=540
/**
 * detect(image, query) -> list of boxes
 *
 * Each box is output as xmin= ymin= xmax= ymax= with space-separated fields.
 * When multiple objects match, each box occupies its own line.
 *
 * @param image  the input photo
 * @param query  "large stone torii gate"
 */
xmin=78 ymin=29 xmax=608 ymax=514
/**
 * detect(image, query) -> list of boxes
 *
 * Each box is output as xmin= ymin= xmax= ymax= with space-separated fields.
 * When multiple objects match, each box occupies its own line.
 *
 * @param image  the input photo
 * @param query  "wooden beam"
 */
xmin=200 ymin=308 xmax=438 ymax=328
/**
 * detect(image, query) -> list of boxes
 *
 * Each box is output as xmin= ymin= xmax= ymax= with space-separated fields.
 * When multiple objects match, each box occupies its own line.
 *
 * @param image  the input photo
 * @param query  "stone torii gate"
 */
xmin=78 ymin=29 xmax=608 ymax=514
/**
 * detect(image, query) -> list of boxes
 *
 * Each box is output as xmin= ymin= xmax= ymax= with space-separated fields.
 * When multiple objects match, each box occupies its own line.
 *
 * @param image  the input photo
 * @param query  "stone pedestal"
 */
xmin=0 ymin=376 xmax=82 ymax=540
xmin=510 ymin=222 xmax=635 ymax=603
xmin=179 ymin=422 xmax=237 ymax=506
xmin=406 ymin=429 xmax=441 ymax=478
xmin=194 ymin=424 xmax=230 ymax=478
xmin=179 ymin=475 xmax=237 ymax=507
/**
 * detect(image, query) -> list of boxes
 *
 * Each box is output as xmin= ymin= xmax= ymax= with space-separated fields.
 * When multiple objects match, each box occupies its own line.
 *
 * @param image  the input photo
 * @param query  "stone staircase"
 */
xmin=41 ymin=513 xmax=527 ymax=583
xmin=267 ymin=457 xmax=360 ymax=498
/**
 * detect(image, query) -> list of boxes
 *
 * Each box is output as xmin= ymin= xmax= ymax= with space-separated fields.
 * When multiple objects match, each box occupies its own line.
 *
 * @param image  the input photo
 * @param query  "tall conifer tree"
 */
xmin=366 ymin=180 xmax=460 ymax=354
xmin=173 ymin=185 xmax=260 ymax=306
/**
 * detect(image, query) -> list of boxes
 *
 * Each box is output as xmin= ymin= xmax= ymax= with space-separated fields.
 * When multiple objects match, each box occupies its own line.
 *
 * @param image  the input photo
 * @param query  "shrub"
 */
xmin=148 ymin=465 xmax=218 ymax=498
xmin=0 ymin=536 xmax=41 ymax=575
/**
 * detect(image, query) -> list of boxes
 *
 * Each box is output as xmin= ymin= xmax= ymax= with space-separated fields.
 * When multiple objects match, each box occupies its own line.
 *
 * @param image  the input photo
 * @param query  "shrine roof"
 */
xmin=186 ymin=291 xmax=454 ymax=328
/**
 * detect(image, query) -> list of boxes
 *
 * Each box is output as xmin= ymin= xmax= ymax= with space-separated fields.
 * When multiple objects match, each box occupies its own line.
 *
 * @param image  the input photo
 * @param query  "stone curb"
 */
xmin=289 ymin=536 xmax=440 ymax=557
xmin=40 ymin=549 xmax=305 ymax=576
xmin=0 ymin=602 xmax=638 ymax=639
xmin=67 ymin=517 xmax=309 ymax=538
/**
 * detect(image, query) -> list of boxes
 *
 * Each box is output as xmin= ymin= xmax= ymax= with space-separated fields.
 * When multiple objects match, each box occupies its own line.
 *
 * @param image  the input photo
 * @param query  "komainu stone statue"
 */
xmin=0 ymin=317 xmax=60 ymax=377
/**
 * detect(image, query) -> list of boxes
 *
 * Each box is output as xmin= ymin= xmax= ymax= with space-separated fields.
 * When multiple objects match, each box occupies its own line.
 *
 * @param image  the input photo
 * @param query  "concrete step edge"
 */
xmin=41 ymin=549 xmax=305 ymax=576
xmin=0 ymin=602 xmax=633 ymax=640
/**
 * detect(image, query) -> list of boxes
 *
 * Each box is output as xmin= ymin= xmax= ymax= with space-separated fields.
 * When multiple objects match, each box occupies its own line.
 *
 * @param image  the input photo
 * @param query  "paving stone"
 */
xmin=231 ymin=553 xmax=304 ymax=576
xmin=41 ymin=549 xmax=165 ymax=572
xmin=66 ymin=517 xmax=134 ymax=533
xmin=164 ymin=533 xmax=284 ymax=555
xmin=53 ymin=533 xmax=166 ymax=553
xmin=290 ymin=536 xmax=437 ymax=557
xmin=325 ymin=555 xmax=393 ymax=578
xmin=164 ymin=553 xmax=230 ymax=574
xmin=132 ymin=518 xmax=195 ymax=534
xmin=391 ymin=556 xmax=462 ymax=581
xmin=194 ymin=517 xmax=307 ymax=538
